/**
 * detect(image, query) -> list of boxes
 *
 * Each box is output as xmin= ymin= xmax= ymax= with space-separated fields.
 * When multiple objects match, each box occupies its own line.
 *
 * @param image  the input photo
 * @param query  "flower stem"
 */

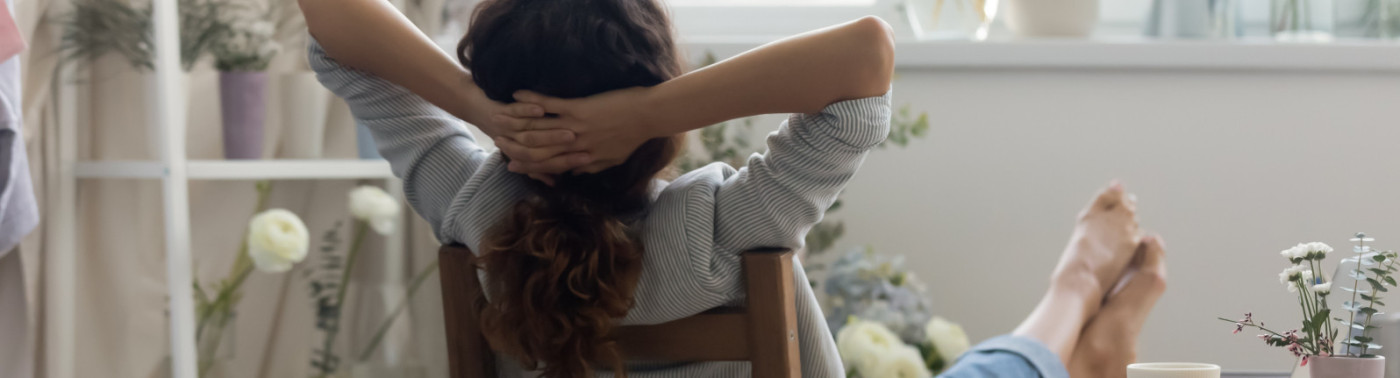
xmin=356 ymin=260 xmax=440 ymax=362
xmin=193 ymin=181 xmax=272 ymax=377
xmin=1219 ymin=317 xmax=1288 ymax=338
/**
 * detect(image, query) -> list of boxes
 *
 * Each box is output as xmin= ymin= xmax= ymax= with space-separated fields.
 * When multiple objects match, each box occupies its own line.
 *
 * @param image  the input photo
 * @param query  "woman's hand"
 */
xmin=463 ymin=83 xmax=583 ymax=154
xmin=492 ymin=87 xmax=661 ymax=175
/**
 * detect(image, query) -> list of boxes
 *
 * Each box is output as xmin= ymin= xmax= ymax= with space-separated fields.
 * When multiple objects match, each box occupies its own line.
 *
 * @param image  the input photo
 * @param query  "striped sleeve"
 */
xmin=308 ymin=38 xmax=487 ymax=236
xmin=708 ymin=91 xmax=892 ymax=287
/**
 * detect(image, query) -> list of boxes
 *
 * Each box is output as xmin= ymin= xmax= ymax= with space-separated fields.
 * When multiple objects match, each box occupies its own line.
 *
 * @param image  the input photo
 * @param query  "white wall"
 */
xmin=820 ymin=67 xmax=1400 ymax=372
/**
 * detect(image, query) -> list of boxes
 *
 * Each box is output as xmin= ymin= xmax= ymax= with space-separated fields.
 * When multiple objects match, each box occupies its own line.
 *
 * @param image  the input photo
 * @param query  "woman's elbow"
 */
xmin=847 ymin=16 xmax=896 ymax=97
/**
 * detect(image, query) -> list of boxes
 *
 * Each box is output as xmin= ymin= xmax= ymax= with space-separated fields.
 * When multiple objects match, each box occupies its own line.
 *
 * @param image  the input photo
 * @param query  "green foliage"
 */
xmin=673 ymin=51 xmax=933 ymax=259
xmin=1342 ymin=233 xmax=1400 ymax=357
xmin=882 ymin=104 xmax=931 ymax=149
xmin=57 ymin=0 xmax=275 ymax=72
xmin=58 ymin=0 xmax=234 ymax=71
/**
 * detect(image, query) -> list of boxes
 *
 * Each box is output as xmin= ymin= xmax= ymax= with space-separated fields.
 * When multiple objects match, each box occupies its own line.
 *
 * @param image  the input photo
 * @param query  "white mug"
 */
xmin=1127 ymin=363 xmax=1222 ymax=378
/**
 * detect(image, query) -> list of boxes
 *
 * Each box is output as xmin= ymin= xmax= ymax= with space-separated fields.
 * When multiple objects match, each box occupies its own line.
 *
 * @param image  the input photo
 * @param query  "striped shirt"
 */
xmin=311 ymin=40 xmax=891 ymax=378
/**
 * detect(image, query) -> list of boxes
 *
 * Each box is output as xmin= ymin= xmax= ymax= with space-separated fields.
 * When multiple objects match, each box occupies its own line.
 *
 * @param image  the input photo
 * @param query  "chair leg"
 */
xmin=744 ymin=250 xmax=801 ymax=378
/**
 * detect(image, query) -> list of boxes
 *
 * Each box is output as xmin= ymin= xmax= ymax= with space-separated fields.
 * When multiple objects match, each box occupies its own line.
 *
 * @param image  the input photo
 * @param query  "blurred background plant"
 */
xmin=57 ymin=0 xmax=233 ymax=70
xmin=672 ymin=52 xmax=931 ymax=264
xmin=827 ymin=248 xmax=969 ymax=377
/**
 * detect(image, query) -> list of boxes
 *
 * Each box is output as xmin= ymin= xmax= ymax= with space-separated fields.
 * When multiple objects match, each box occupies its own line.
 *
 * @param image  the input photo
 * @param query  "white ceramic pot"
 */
xmin=1308 ymin=355 xmax=1384 ymax=378
xmin=278 ymin=71 xmax=332 ymax=159
xmin=1127 ymin=362 xmax=1221 ymax=378
xmin=1001 ymin=0 xmax=1099 ymax=38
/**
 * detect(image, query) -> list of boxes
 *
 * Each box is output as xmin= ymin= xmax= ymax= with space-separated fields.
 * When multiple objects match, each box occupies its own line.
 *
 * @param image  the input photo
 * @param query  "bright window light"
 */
xmin=668 ymin=0 xmax=876 ymax=7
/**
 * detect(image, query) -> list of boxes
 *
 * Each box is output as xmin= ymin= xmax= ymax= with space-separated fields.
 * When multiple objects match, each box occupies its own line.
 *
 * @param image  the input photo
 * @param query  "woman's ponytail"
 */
xmin=478 ymin=193 xmax=644 ymax=378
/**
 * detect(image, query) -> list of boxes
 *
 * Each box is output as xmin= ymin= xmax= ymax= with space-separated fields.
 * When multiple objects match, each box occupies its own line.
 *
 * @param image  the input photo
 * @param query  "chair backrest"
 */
xmin=438 ymin=244 xmax=800 ymax=377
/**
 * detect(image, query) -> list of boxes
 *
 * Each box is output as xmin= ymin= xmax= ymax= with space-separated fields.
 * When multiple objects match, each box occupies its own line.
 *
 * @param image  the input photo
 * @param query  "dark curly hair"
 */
xmin=457 ymin=0 xmax=684 ymax=377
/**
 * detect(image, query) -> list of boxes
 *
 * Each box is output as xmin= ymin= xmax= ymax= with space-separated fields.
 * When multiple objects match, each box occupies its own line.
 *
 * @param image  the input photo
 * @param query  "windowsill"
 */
xmin=681 ymin=36 xmax=1400 ymax=72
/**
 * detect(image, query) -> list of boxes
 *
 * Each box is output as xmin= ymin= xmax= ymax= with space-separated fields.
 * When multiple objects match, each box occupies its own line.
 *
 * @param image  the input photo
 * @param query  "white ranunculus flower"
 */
xmin=349 ymin=186 xmax=401 ymax=235
xmin=247 ymin=209 xmax=310 ymax=273
xmin=1313 ymin=282 xmax=1333 ymax=295
xmin=837 ymin=320 xmax=903 ymax=375
xmin=925 ymin=316 xmax=971 ymax=364
xmin=868 ymin=345 xmax=932 ymax=378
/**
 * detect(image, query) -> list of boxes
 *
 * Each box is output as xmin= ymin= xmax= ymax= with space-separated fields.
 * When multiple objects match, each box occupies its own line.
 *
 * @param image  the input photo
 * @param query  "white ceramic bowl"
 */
xmin=1127 ymin=362 xmax=1222 ymax=378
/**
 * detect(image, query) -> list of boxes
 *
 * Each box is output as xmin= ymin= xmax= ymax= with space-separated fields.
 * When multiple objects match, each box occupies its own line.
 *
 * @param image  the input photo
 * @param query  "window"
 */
xmin=666 ymin=0 xmax=882 ymax=38
xmin=669 ymin=0 xmax=876 ymax=6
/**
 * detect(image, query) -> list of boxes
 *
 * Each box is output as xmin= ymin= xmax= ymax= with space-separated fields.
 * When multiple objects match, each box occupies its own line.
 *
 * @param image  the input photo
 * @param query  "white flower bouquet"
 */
xmin=1221 ymin=233 xmax=1399 ymax=367
xmin=825 ymin=248 xmax=970 ymax=377
xmin=211 ymin=5 xmax=280 ymax=72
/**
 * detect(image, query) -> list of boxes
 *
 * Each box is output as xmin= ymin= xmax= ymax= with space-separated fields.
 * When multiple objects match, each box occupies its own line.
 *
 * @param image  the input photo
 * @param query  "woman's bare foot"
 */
xmin=1069 ymin=236 xmax=1169 ymax=378
xmin=1013 ymin=181 xmax=1146 ymax=365
xmin=1053 ymin=181 xmax=1143 ymax=300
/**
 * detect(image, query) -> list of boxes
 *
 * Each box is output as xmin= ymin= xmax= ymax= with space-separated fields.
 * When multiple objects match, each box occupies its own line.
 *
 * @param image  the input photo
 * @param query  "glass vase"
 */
xmin=1335 ymin=0 xmax=1400 ymax=39
xmin=195 ymin=311 xmax=236 ymax=378
xmin=902 ymin=0 xmax=999 ymax=41
xmin=346 ymin=283 xmax=426 ymax=378
xmin=1272 ymin=0 xmax=1336 ymax=41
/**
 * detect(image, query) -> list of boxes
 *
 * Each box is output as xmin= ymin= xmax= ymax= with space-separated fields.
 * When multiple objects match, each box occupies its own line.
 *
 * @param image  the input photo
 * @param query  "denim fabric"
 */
xmin=940 ymin=335 xmax=1070 ymax=378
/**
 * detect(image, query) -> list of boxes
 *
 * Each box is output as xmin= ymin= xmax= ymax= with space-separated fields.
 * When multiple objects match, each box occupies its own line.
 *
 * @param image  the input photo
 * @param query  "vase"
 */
xmin=278 ymin=72 xmax=332 ymax=159
xmin=1271 ymin=0 xmax=1335 ymax=42
xmin=1334 ymin=0 xmax=1400 ymax=39
xmin=219 ymin=71 xmax=269 ymax=160
xmin=1144 ymin=0 xmax=1243 ymax=39
xmin=901 ymin=0 xmax=999 ymax=40
xmin=1001 ymin=0 xmax=1098 ymax=38
xmin=195 ymin=311 xmax=236 ymax=378
xmin=1308 ymin=355 xmax=1384 ymax=378
xmin=355 ymin=122 xmax=382 ymax=160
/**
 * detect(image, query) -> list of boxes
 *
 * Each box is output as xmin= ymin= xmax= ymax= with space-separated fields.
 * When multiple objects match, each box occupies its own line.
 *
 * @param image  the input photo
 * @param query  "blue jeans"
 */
xmin=938 ymin=335 xmax=1069 ymax=378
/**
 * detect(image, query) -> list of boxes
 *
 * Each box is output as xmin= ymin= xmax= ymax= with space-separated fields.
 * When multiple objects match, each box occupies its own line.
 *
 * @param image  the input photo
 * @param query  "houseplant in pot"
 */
xmin=1221 ymin=235 xmax=1391 ymax=378
xmin=212 ymin=9 xmax=280 ymax=160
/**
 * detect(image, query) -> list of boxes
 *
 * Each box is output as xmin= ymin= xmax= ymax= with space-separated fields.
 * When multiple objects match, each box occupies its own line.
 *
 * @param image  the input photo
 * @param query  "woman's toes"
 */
xmin=1081 ymin=180 xmax=1126 ymax=218
xmin=1120 ymin=235 xmax=1168 ymax=302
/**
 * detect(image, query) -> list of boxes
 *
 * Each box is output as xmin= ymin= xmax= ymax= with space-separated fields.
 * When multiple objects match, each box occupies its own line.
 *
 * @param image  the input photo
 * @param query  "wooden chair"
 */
xmin=438 ymin=244 xmax=800 ymax=378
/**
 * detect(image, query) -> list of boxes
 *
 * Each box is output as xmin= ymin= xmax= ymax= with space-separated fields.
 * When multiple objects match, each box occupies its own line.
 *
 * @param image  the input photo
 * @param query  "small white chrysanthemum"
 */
xmin=1306 ymin=242 xmax=1334 ymax=260
xmin=247 ymin=209 xmax=310 ymax=273
xmin=1280 ymin=266 xmax=1305 ymax=292
xmin=1313 ymin=282 xmax=1333 ymax=295
xmin=349 ymin=186 xmax=401 ymax=235
xmin=868 ymin=344 xmax=932 ymax=378
xmin=837 ymin=320 xmax=903 ymax=375
xmin=1282 ymin=244 xmax=1306 ymax=262
xmin=925 ymin=316 xmax=970 ymax=365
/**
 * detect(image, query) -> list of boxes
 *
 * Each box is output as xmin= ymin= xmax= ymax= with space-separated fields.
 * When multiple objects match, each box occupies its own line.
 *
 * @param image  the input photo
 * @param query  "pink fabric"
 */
xmin=0 ymin=5 xmax=23 ymax=62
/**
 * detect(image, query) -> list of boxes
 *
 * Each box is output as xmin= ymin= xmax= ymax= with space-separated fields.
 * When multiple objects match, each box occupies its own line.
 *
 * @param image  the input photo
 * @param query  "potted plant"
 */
xmin=1221 ymin=234 xmax=1391 ymax=378
xmin=1000 ymin=0 xmax=1099 ymax=38
xmin=211 ymin=7 xmax=280 ymax=160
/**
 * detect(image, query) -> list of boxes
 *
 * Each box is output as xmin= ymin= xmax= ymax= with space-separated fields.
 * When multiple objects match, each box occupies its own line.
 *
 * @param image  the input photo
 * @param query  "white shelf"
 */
xmin=683 ymin=37 xmax=1400 ymax=72
xmin=75 ymin=159 xmax=395 ymax=180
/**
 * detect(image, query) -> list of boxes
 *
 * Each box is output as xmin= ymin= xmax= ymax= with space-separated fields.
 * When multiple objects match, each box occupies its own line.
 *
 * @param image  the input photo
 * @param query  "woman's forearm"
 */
xmin=642 ymin=16 xmax=896 ymax=138
xmin=298 ymin=0 xmax=487 ymax=126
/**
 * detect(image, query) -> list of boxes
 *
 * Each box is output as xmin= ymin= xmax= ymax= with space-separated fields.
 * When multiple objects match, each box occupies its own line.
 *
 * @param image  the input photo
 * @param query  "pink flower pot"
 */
xmin=1308 ymin=355 xmax=1384 ymax=378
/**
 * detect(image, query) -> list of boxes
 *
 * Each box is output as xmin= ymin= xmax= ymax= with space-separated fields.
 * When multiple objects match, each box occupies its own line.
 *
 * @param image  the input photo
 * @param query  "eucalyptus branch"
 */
xmin=314 ymin=220 xmax=370 ymax=378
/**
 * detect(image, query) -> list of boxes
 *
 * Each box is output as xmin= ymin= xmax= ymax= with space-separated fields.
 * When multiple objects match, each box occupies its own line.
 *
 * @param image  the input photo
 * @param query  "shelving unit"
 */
xmin=48 ymin=1 xmax=405 ymax=377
